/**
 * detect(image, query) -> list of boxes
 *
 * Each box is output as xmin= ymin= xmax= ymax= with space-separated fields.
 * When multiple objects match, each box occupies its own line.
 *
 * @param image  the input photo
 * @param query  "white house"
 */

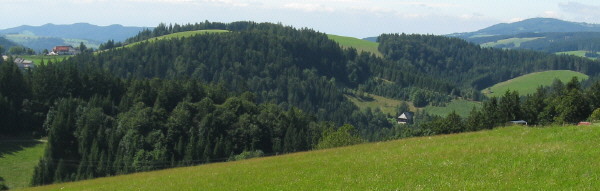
xmin=397 ymin=112 xmax=414 ymax=125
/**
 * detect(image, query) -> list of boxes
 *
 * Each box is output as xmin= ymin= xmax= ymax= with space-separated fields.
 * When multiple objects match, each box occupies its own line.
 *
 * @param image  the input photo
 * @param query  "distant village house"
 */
xmin=397 ymin=112 xmax=414 ymax=125
xmin=51 ymin=45 xmax=79 ymax=55
xmin=14 ymin=57 xmax=35 ymax=70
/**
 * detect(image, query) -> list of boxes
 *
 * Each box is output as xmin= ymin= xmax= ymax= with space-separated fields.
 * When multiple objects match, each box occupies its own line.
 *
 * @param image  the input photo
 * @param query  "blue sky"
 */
xmin=2 ymin=0 xmax=600 ymax=38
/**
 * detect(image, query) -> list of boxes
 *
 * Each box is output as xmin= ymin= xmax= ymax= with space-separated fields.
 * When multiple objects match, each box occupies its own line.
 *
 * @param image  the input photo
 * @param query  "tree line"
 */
xmin=419 ymin=77 xmax=600 ymax=135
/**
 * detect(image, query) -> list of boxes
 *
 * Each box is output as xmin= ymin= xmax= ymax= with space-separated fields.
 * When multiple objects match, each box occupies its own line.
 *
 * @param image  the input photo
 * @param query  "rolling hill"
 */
xmin=9 ymin=21 xmax=600 ymax=188
xmin=482 ymin=70 xmax=589 ymax=97
xmin=23 ymin=125 xmax=600 ymax=190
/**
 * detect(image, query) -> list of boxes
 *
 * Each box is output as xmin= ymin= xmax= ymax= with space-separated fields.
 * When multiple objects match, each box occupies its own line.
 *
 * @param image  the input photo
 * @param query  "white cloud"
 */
xmin=204 ymin=0 xmax=252 ymax=7
xmin=508 ymin=17 xmax=524 ymax=23
xmin=396 ymin=2 xmax=458 ymax=8
xmin=540 ymin=10 xmax=560 ymax=18
xmin=559 ymin=2 xmax=600 ymax=23
xmin=283 ymin=3 xmax=335 ymax=12
xmin=126 ymin=0 xmax=194 ymax=2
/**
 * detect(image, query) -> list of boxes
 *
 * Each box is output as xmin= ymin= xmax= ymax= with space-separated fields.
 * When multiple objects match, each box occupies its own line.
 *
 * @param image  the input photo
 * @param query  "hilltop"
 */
xmin=449 ymin=18 xmax=600 ymax=38
xmin=24 ymin=125 xmax=600 ymax=190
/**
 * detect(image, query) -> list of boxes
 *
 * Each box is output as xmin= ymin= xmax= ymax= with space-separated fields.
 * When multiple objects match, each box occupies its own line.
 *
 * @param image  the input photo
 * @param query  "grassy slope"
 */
xmin=345 ymin=93 xmax=414 ymax=116
xmin=480 ymin=37 xmax=543 ymax=48
xmin=0 ymin=140 xmax=46 ymax=189
xmin=25 ymin=125 xmax=600 ymax=190
xmin=346 ymin=92 xmax=480 ymax=117
xmin=327 ymin=34 xmax=382 ymax=57
xmin=425 ymin=99 xmax=481 ymax=117
xmin=483 ymin=70 xmax=589 ymax=97
xmin=124 ymin=29 xmax=228 ymax=48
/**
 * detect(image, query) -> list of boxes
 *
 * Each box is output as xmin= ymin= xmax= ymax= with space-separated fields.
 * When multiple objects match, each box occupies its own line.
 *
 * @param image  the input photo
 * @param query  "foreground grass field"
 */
xmin=327 ymin=34 xmax=382 ymax=57
xmin=483 ymin=70 xmax=588 ymax=97
xmin=0 ymin=140 xmax=46 ymax=189
xmin=425 ymin=99 xmax=481 ymax=117
xmin=25 ymin=125 xmax=600 ymax=190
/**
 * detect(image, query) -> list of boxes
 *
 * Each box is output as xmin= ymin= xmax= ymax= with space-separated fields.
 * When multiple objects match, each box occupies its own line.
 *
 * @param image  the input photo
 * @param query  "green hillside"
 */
xmin=124 ymin=29 xmax=228 ymax=48
xmin=327 ymin=34 xmax=381 ymax=57
xmin=483 ymin=70 xmax=589 ymax=97
xmin=25 ymin=125 xmax=600 ymax=190
xmin=0 ymin=140 xmax=46 ymax=189
xmin=425 ymin=99 xmax=481 ymax=117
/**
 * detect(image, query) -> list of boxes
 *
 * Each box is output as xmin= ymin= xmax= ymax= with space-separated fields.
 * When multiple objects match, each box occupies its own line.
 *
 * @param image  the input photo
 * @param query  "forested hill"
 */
xmin=376 ymin=33 xmax=600 ymax=90
xmin=69 ymin=22 xmax=455 ymax=121
xmin=0 ymin=36 xmax=18 ymax=52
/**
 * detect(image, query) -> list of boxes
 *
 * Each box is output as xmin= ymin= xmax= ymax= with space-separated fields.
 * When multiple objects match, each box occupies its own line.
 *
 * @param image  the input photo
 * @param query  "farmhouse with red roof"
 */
xmin=51 ymin=45 xmax=79 ymax=55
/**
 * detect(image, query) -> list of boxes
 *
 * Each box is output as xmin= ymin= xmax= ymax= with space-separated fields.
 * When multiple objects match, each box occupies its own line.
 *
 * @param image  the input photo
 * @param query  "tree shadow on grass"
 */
xmin=0 ymin=140 xmax=44 ymax=158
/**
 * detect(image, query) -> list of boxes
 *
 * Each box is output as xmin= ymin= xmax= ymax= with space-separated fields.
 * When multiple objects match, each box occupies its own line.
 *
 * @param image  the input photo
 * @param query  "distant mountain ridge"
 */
xmin=449 ymin=18 xmax=600 ymax=38
xmin=0 ymin=23 xmax=151 ymax=42
xmin=444 ymin=18 xmax=600 ymax=59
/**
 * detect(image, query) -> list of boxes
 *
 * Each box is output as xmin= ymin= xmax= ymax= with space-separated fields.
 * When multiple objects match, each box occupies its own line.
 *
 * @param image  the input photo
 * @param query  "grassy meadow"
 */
xmin=345 ymin=93 xmax=413 ymax=116
xmin=0 ymin=140 xmax=46 ymax=189
xmin=425 ymin=99 xmax=481 ymax=117
xmin=19 ymin=55 xmax=73 ymax=65
xmin=480 ymin=37 xmax=543 ymax=48
xmin=24 ymin=125 xmax=600 ymax=190
xmin=482 ymin=70 xmax=589 ymax=97
xmin=327 ymin=34 xmax=382 ymax=57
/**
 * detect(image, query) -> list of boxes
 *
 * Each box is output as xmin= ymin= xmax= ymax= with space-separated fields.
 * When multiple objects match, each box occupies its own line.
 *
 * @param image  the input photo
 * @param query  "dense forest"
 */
xmin=377 ymin=33 xmax=600 ymax=91
xmin=2 ymin=21 xmax=600 ymax=186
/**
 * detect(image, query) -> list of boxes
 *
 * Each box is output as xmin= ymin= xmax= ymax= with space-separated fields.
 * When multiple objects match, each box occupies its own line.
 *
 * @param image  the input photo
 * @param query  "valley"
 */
xmin=2 ymin=17 xmax=600 ymax=190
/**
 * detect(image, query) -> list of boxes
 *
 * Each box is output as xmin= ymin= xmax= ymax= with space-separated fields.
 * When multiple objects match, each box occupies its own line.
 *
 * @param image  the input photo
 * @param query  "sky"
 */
xmin=2 ymin=0 xmax=600 ymax=38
